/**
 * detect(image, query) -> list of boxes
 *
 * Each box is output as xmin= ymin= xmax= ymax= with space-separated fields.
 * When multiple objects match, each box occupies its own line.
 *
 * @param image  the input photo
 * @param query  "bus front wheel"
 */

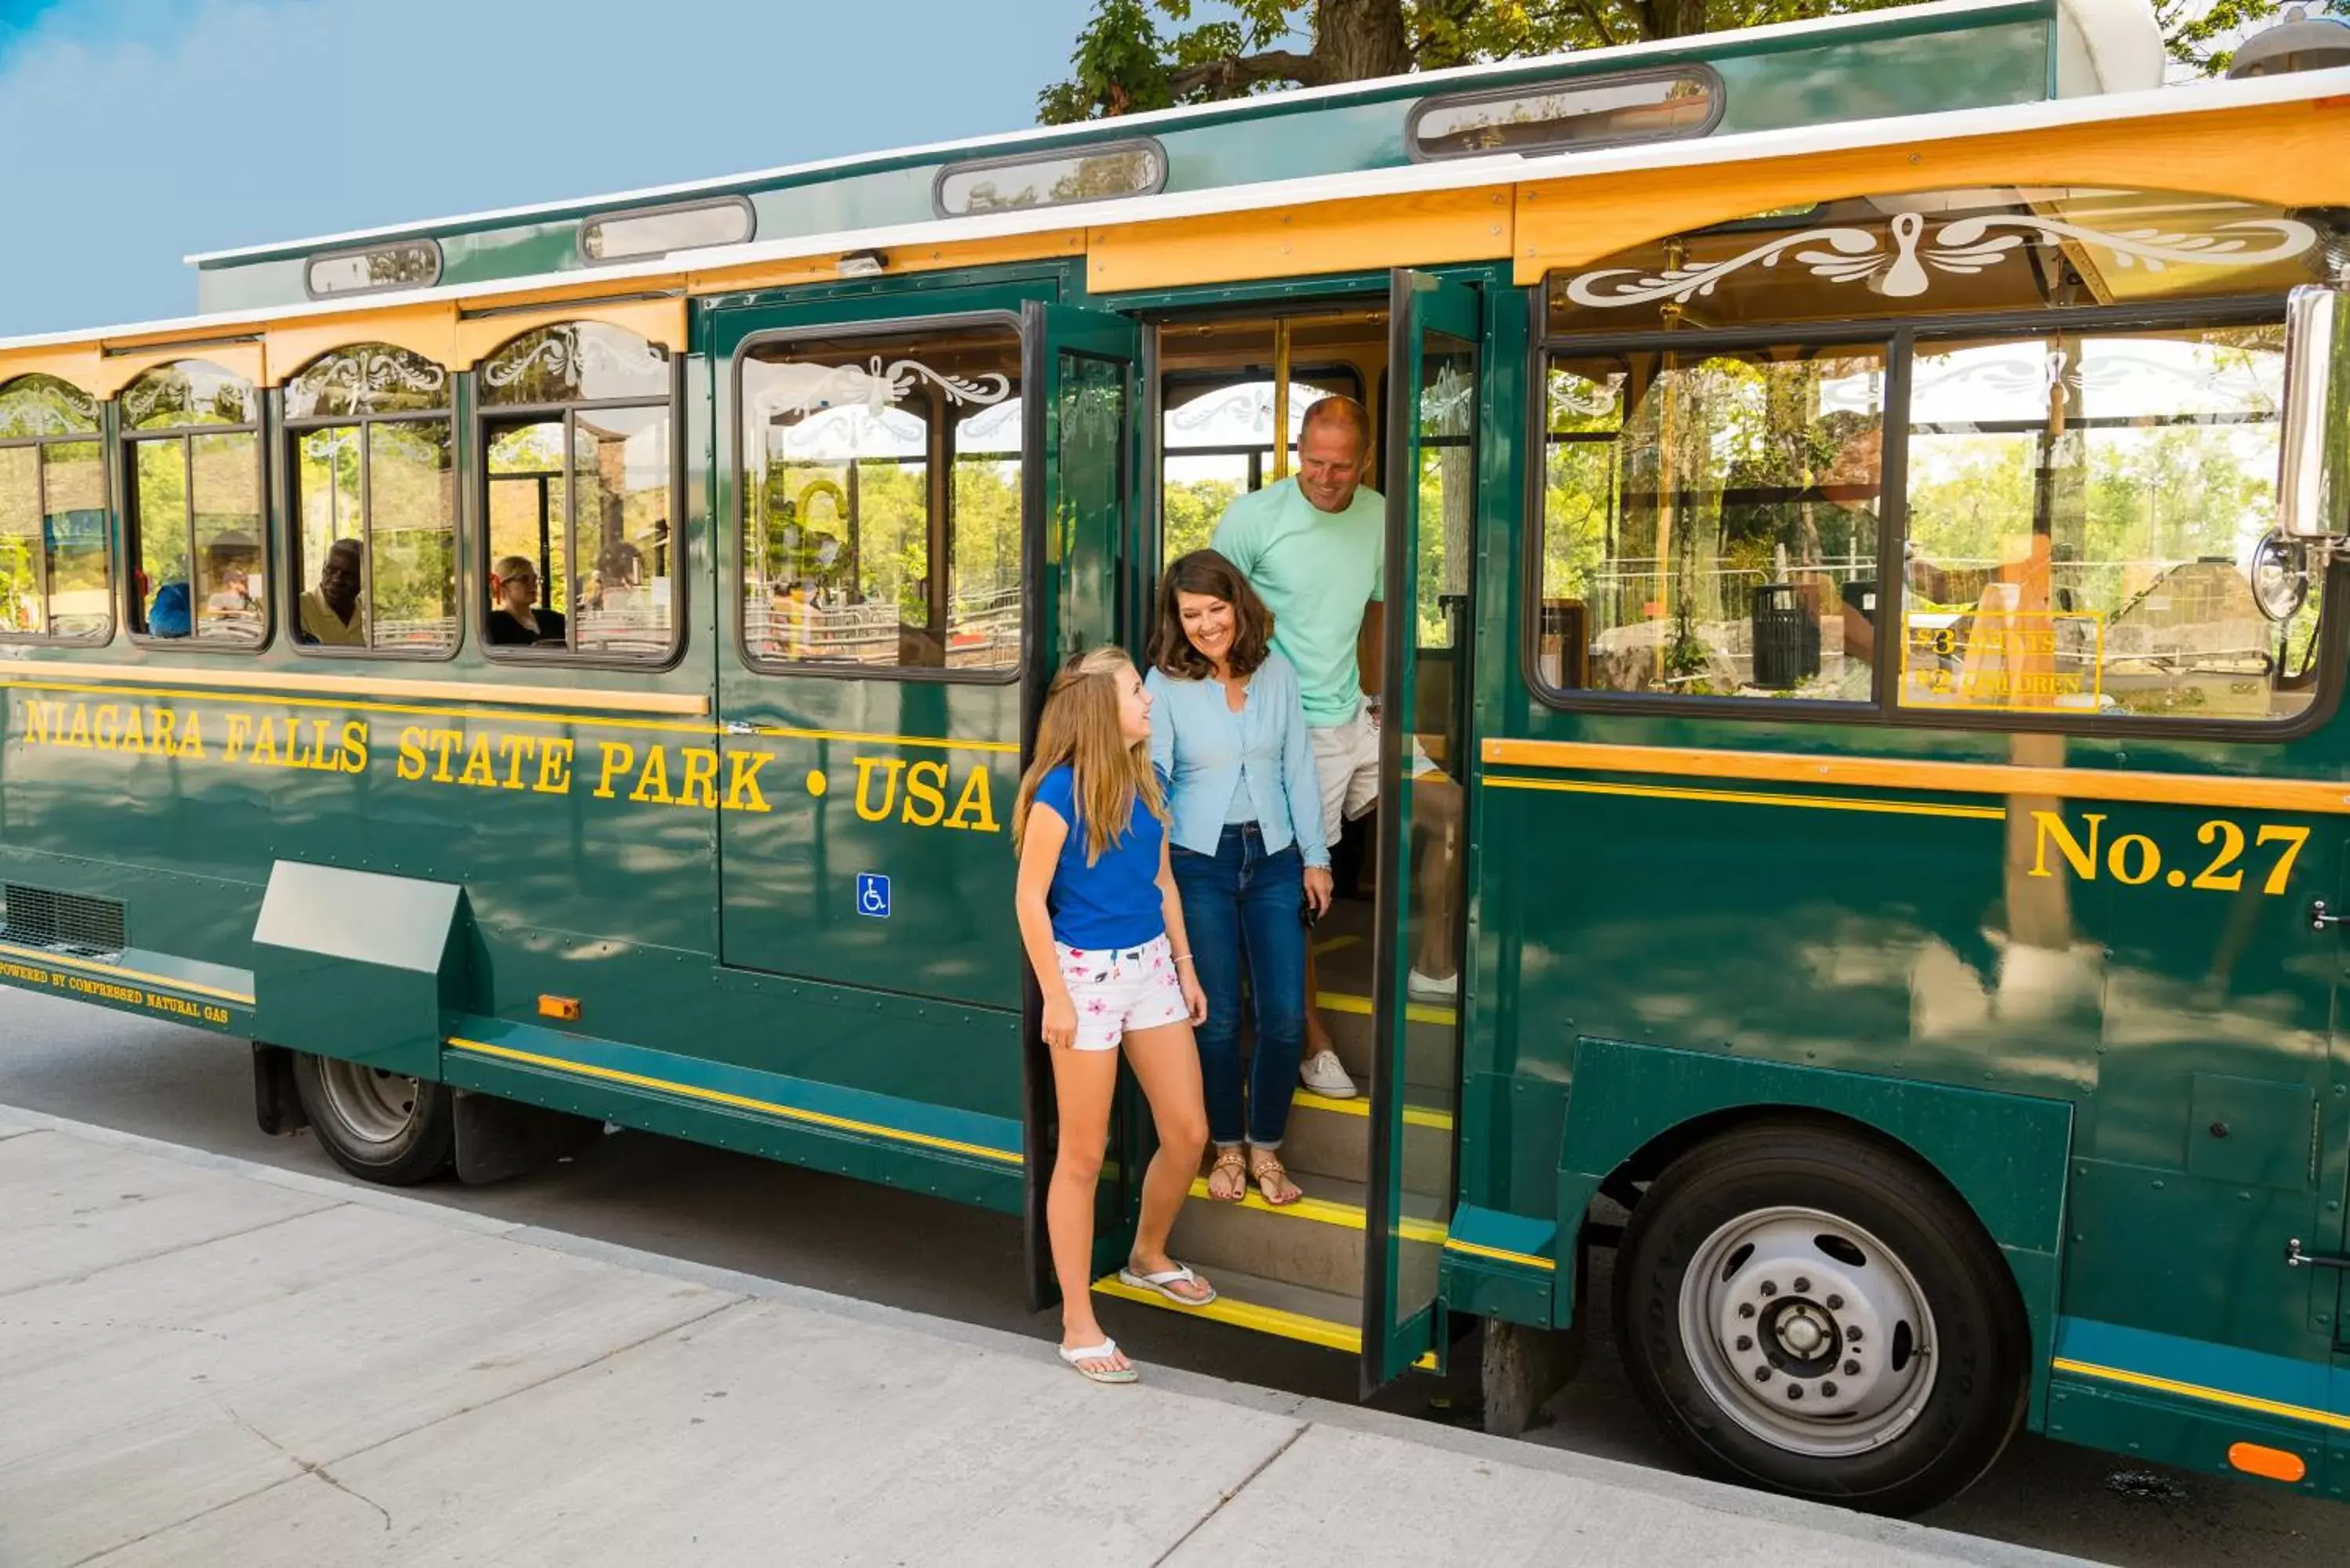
xmin=1613 ymin=1120 xmax=2027 ymax=1516
xmin=291 ymin=1052 xmax=455 ymax=1186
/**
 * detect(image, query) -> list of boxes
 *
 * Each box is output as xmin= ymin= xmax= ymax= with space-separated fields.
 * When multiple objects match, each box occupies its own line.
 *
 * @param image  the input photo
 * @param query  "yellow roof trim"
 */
xmin=89 ymin=341 xmax=265 ymax=400
xmin=689 ymin=229 xmax=1086 ymax=294
xmin=1514 ymin=94 xmax=2350 ymax=283
xmin=453 ymin=294 xmax=689 ymax=370
xmin=0 ymin=345 xmax=107 ymax=399
xmin=264 ymin=302 xmax=461 ymax=387
xmin=1088 ymin=185 xmax=1513 ymax=294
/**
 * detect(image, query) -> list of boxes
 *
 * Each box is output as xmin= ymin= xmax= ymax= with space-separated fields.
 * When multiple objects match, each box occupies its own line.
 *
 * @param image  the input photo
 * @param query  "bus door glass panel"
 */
xmin=1364 ymin=269 xmax=1478 ymax=1389
xmin=720 ymin=319 xmax=1027 ymax=1016
xmin=1160 ymin=367 xmax=1361 ymax=564
xmin=1021 ymin=302 xmax=1143 ymax=1302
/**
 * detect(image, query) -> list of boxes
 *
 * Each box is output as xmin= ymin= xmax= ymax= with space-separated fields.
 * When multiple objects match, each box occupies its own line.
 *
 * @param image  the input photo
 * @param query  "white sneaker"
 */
xmin=1408 ymin=968 xmax=1459 ymax=1002
xmin=1299 ymin=1048 xmax=1357 ymax=1099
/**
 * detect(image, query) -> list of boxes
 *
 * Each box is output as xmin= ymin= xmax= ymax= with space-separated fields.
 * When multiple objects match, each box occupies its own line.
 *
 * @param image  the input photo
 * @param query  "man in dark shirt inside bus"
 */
xmin=490 ymin=555 xmax=568 ymax=645
xmin=295 ymin=539 xmax=367 ymax=647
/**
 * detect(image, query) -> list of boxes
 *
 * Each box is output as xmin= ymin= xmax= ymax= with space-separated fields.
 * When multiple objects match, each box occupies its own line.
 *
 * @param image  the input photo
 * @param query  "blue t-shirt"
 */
xmin=1032 ymin=764 xmax=1166 ymax=950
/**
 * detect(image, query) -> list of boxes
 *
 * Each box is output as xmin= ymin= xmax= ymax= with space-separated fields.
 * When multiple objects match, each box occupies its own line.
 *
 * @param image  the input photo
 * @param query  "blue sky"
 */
xmin=0 ymin=0 xmax=1130 ymax=335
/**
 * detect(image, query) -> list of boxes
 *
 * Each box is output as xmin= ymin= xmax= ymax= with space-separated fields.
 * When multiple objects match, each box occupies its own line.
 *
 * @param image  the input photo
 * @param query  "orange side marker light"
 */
xmin=538 ymin=995 xmax=582 ymax=1022
xmin=2226 ymin=1442 xmax=2306 ymax=1483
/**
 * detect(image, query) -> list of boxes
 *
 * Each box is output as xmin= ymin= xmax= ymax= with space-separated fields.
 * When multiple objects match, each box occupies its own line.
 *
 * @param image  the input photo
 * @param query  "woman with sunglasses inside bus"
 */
xmin=1013 ymin=645 xmax=1216 ymax=1385
xmin=1145 ymin=550 xmax=1330 ymax=1209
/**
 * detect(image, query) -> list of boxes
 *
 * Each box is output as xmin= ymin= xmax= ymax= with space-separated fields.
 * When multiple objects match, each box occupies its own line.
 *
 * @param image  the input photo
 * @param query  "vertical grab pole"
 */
xmin=1271 ymin=318 xmax=1292 ymax=482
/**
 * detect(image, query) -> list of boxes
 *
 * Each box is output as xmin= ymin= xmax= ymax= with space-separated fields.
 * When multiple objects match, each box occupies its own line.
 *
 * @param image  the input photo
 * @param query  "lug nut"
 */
xmin=1794 ymin=1277 xmax=1811 ymax=1293
xmin=1735 ymin=1335 xmax=1753 ymax=1352
xmin=1786 ymin=1385 xmax=1804 ymax=1400
xmin=1738 ymin=1302 xmax=1756 ymax=1319
xmin=1843 ymin=1360 xmax=1860 ymax=1376
xmin=1846 ymin=1326 xmax=1863 ymax=1342
xmin=1826 ymin=1294 xmax=1844 ymax=1310
xmin=1759 ymin=1281 xmax=1778 ymax=1298
xmin=1821 ymin=1381 xmax=1839 ymax=1397
xmin=1755 ymin=1366 xmax=1773 ymax=1382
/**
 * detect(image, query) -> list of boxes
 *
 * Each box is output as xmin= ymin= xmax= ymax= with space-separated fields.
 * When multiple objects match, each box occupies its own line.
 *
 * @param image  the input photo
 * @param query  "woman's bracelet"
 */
xmin=1173 ymin=952 xmax=1194 ymax=966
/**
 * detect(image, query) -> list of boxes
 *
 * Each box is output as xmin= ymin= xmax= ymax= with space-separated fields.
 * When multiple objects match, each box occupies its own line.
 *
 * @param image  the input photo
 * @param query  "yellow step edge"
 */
xmin=1183 ymin=1176 xmax=1448 ymax=1245
xmin=1317 ymin=988 xmax=1458 ymax=1029
xmin=1292 ymin=1088 xmax=1455 ymax=1132
xmin=1092 ymin=1275 xmax=1441 ymax=1371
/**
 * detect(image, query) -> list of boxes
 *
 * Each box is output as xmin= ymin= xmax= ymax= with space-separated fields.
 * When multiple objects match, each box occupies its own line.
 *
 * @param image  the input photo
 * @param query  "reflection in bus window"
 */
xmin=122 ymin=360 xmax=264 ymax=645
xmin=0 ymin=374 xmax=109 ymax=641
xmin=285 ymin=345 xmax=455 ymax=654
xmin=740 ymin=325 xmax=1022 ymax=672
xmin=1161 ymin=372 xmax=1361 ymax=563
xmin=479 ymin=323 xmax=675 ymax=659
xmin=1900 ymin=323 xmax=2308 ymax=721
xmin=1540 ymin=347 xmax=1886 ymax=699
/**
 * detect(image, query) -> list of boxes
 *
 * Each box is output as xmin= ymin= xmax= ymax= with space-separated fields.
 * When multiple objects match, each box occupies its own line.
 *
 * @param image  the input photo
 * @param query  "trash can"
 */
xmin=1750 ymin=583 xmax=1820 ymax=689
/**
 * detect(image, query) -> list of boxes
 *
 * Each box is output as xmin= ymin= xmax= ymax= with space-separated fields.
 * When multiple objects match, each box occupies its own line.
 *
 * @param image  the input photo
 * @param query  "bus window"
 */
xmin=284 ymin=345 xmax=455 ymax=656
xmin=477 ymin=322 xmax=677 ymax=661
xmin=1161 ymin=368 xmax=1364 ymax=563
xmin=1900 ymin=322 xmax=2311 ymax=722
xmin=0 ymin=374 xmax=108 ymax=642
xmin=738 ymin=323 xmax=1022 ymax=673
xmin=1540 ymin=345 xmax=1887 ymax=700
xmin=121 ymin=360 xmax=264 ymax=647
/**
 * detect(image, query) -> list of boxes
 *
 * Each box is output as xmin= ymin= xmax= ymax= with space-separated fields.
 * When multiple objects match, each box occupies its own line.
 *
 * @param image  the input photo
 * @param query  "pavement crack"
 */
xmin=1148 ymin=1418 xmax=1311 ymax=1567
xmin=0 ymin=1203 xmax=346 ymax=1304
xmin=216 ymin=1402 xmax=393 ymax=1532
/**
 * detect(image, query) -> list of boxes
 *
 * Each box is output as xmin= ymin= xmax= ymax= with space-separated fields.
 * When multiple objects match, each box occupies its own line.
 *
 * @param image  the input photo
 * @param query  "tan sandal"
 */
xmin=1249 ymin=1151 xmax=1301 ymax=1207
xmin=1206 ymin=1148 xmax=1249 ymax=1203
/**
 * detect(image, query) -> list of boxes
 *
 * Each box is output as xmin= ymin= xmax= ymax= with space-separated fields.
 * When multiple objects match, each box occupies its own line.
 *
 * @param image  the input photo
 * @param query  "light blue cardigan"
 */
xmin=1144 ymin=649 xmax=1330 ymax=870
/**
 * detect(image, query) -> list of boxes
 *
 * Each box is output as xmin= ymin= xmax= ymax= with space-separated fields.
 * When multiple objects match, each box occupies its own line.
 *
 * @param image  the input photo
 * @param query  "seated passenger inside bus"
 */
xmin=489 ymin=554 xmax=567 ymax=646
xmin=295 ymin=538 xmax=367 ymax=647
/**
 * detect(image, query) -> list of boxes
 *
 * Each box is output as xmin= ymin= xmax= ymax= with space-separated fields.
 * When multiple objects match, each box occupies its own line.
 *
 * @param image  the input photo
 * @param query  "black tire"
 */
xmin=291 ymin=1051 xmax=456 ymax=1185
xmin=1612 ymin=1118 xmax=2027 ymax=1516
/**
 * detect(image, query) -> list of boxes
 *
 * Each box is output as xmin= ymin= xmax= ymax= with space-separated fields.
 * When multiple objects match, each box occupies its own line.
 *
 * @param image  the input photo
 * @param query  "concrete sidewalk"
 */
xmin=0 ymin=1104 xmax=2099 ymax=1568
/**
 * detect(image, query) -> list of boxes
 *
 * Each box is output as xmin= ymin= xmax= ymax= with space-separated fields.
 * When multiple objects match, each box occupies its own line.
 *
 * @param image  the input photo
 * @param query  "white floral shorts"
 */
xmin=1053 ymin=934 xmax=1188 ymax=1052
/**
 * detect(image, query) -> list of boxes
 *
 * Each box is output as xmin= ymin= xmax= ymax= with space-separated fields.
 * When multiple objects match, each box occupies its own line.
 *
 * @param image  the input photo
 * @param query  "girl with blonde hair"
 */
xmin=1013 ymin=645 xmax=1215 ymax=1382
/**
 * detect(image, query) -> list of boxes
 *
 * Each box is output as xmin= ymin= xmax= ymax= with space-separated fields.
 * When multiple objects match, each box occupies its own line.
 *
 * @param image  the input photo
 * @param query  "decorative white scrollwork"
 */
xmin=1548 ymin=372 xmax=1625 ymax=420
xmin=1564 ymin=209 xmax=2319 ymax=309
xmin=288 ymin=347 xmax=448 ymax=417
xmin=753 ymin=356 xmax=1012 ymax=424
xmin=482 ymin=325 xmax=666 ymax=396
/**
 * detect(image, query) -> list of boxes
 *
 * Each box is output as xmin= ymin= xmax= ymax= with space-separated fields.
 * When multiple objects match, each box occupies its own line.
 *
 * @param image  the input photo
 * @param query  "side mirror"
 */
xmin=2279 ymin=284 xmax=2350 ymax=540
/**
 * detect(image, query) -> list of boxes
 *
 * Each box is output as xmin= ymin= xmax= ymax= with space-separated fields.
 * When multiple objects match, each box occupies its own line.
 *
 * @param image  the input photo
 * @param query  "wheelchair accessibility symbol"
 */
xmin=855 ymin=873 xmax=891 ymax=919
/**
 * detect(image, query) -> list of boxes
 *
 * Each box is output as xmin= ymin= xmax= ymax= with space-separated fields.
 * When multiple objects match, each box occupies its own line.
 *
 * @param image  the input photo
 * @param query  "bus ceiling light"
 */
xmin=837 ymin=250 xmax=888 ymax=278
xmin=2277 ymin=285 xmax=2350 ymax=544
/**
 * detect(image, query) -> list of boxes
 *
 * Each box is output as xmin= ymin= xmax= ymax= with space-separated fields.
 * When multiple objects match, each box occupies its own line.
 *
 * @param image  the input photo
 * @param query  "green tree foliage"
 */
xmin=1039 ymin=0 xmax=2298 ymax=121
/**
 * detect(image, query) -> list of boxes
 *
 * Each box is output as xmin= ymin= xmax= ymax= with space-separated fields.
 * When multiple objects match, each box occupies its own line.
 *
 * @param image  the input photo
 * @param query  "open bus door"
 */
xmin=1019 ymin=302 xmax=1143 ymax=1311
xmin=1361 ymin=269 xmax=1479 ymax=1389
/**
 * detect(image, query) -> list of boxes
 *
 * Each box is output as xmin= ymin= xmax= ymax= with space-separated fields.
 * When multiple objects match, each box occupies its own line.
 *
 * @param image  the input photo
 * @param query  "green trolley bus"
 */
xmin=6 ymin=0 xmax=2350 ymax=1514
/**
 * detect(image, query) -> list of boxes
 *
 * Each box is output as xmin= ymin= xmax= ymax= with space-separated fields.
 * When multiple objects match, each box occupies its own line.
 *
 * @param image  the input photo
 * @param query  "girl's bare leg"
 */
xmin=1120 ymin=1019 xmax=1212 ymax=1295
xmin=1048 ymin=1043 xmax=1126 ymax=1371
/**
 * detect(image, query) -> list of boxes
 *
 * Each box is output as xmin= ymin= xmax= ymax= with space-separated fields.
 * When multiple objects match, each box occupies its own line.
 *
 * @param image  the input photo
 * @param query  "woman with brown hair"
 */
xmin=1013 ymin=645 xmax=1216 ymax=1384
xmin=1145 ymin=550 xmax=1331 ymax=1209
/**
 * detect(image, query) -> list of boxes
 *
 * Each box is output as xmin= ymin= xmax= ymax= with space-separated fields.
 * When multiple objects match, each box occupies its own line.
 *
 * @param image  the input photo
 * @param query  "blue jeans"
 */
xmin=1170 ymin=823 xmax=1307 ymax=1149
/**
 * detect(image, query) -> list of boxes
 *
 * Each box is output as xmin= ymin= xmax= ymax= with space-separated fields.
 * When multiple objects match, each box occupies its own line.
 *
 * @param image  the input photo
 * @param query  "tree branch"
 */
xmin=1167 ymin=46 xmax=1329 ymax=99
xmin=1576 ymin=0 xmax=1621 ymax=47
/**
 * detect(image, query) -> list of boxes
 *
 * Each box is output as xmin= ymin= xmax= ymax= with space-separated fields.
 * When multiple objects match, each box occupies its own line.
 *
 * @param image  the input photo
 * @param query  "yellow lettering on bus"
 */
xmin=223 ymin=713 xmax=252 ymax=763
xmin=495 ymin=734 xmax=537 ymax=791
xmin=725 ymin=751 xmax=772 ymax=814
xmin=337 ymin=721 xmax=368 ymax=774
xmin=628 ymin=746 xmax=674 ymax=804
xmin=150 ymin=709 xmax=178 ymax=756
xmin=674 ymin=746 xmax=720 ymax=808
xmin=944 ymin=766 xmax=999 ymax=833
xmin=457 ymin=733 xmax=497 ymax=789
xmin=396 ymin=726 xmax=428 ymax=780
xmin=535 ymin=739 xmax=577 ymax=795
xmin=2029 ymin=811 xmax=2106 ymax=880
xmin=24 ymin=700 xmax=54 ymax=745
xmin=66 ymin=704 xmax=92 ymax=748
xmin=854 ymin=757 xmax=906 ymax=822
xmin=251 ymin=717 xmax=283 ymax=766
xmin=176 ymin=712 xmax=203 ymax=759
xmin=902 ymin=761 xmax=949 ymax=827
xmin=428 ymin=728 xmax=461 ymax=783
xmin=593 ymin=741 xmax=636 ymax=799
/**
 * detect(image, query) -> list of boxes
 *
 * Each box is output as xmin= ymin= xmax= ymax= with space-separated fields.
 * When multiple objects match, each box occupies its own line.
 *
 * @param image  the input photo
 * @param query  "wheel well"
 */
xmin=1585 ymin=1104 xmax=2015 ymax=1289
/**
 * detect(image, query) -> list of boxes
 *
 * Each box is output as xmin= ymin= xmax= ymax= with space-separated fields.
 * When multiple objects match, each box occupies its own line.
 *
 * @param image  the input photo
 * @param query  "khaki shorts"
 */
xmin=1308 ymin=703 xmax=1381 ymax=849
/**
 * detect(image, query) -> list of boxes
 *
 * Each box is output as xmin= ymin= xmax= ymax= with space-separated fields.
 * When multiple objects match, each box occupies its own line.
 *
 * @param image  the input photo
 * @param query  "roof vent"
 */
xmin=2225 ymin=5 xmax=2350 ymax=77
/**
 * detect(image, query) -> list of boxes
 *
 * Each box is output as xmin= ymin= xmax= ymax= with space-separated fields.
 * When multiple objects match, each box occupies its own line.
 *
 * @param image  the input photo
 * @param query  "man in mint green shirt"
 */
xmin=1210 ymin=396 xmax=1386 ymax=1096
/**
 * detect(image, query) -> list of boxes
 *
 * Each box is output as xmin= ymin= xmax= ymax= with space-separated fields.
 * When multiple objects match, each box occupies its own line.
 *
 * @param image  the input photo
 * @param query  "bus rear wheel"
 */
xmin=291 ymin=1052 xmax=455 ymax=1186
xmin=1613 ymin=1120 xmax=2026 ymax=1516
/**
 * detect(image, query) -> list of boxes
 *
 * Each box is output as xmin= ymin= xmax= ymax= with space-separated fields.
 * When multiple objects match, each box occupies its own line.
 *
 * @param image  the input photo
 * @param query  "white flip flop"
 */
xmin=1117 ymin=1261 xmax=1218 ymax=1306
xmin=1058 ymin=1339 xmax=1137 ymax=1384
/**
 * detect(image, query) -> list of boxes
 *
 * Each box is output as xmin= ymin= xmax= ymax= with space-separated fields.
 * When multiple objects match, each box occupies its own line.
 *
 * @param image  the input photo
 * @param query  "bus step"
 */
xmin=1093 ymin=1264 xmax=1362 ymax=1354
